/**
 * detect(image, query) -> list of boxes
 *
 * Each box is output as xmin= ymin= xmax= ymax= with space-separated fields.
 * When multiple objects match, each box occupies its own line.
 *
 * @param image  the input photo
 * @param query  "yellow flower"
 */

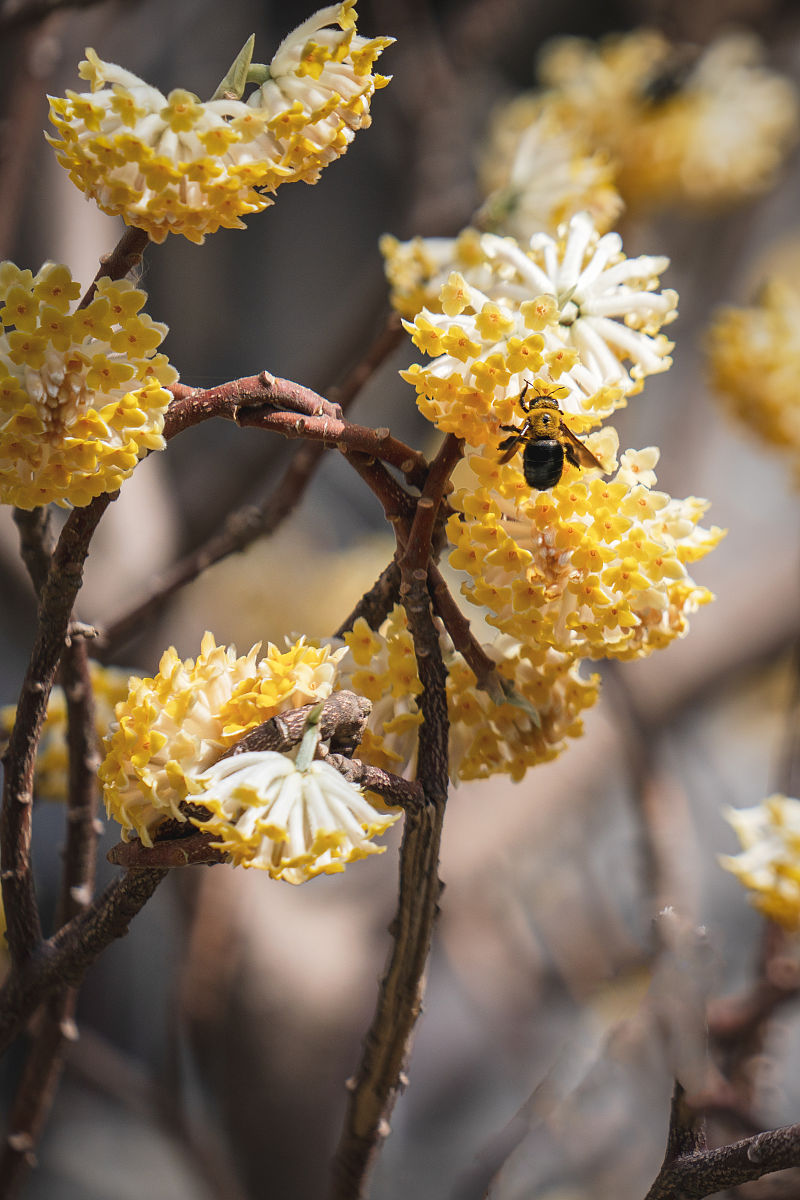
xmin=191 ymin=752 xmax=400 ymax=884
xmin=477 ymin=105 xmax=624 ymax=241
xmin=707 ymin=279 xmax=800 ymax=480
xmin=399 ymin=215 xmax=676 ymax=446
xmin=337 ymin=608 xmax=599 ymax=781
xmin=251 ymin=2 xmax=393 ymax=186
xmin=720 ymin=795 xmax=800 ymax=928
xmin=536 ymin=30 xmax=798 ymax=211
xmin=100 ymin=632 xmax=346 ymax=845
xmin=0 ymin=662 xmax=130 ymax=801
xmin=447 ymin=439 xmax=723 ymax=661
xmin=47 ymin=6 xmax=392 ymax=244
xmin=0 ymin=263 xmax=177 ymax=509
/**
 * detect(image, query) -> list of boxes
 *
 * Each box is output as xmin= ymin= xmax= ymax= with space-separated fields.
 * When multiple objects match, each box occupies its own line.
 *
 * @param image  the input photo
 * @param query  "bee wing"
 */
xmin=559 ymin=421 xmax=607 ymax=472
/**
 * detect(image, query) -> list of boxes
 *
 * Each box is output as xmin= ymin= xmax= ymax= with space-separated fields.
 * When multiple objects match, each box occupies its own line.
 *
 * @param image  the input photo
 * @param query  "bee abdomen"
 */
xmin=522 ymin=439 xmax=564 ymax=489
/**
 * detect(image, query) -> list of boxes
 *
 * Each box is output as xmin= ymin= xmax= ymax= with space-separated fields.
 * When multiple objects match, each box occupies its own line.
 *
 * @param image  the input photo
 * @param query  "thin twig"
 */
xmin=0 ymin=866 xmax=167 ymax=1057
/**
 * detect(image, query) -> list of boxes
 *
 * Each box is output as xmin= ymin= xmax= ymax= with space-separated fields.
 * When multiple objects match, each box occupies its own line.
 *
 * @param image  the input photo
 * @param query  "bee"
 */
xmin=498 ymin=384 xmax=606 ymax=489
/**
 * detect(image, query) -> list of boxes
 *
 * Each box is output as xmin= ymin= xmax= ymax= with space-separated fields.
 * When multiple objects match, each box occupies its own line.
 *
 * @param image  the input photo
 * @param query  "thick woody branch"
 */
xmin=643 ymin=1120 xmax=800 ymax=1199
xmin=221 ymin=692 xmax=372 ymax=759
xmin=1 ymin=493 xmax=114 ymax=966
xmin=330 ymin=571 xmax=450 ymax=1200
xmin=163 ymin=380 xmax=427 ymax=488
xmin=78 ymin=227 xmax=150 ymax=310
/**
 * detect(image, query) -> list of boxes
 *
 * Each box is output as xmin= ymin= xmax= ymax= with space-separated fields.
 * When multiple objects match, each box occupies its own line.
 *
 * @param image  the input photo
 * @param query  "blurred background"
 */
xmin=3 ymin=0 xmax=800 ymax=1197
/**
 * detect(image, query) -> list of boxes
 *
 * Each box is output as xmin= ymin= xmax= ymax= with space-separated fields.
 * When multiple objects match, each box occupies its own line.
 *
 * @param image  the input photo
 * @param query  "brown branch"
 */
xmin=163 ymin=379 xmax=427 ymax=487
xmin=78 ymin=227 xmax=150 ymax=310
xmin=402 ymin=432 xmax=463 ymax=572
xmin=221 ymin=692 xmax=372 ymax=759
xmin=0 ymin=867 xmax=166 ymax=1057
xmin=101 ymin=315 xmax=405 ymax=656
xmin=1 ymin=494 xmax=114 ymax=967
xmin=643 ymin=1121 xmax=800 ymax=1200
xmin=329 ymin=570 xmax=450 ymax=1199
xmin=427 ymin=563 xmax=497 ymax=692
xmin=11 ymin=508 xmax=56 ymax=598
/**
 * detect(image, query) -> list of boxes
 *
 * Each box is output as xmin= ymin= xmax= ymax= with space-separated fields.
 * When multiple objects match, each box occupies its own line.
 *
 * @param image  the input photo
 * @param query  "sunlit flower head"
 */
xmin=191 ymin=751 xmax=399 ymax=883
xmin=720 ymin=795 xmax=800 ymax=928
xmin=400 ymin=214 xmax=677 ymax=446
xmin=477 ymin=105 xmax=624 ymax=242
xmin=0 ymin=662 xmax=130 ymax=801
xmin=100 ymin=631 xmax=346 ymax=845
xmin=47 ymin=5 xmax=392 ymax=244
xmin=337 ymin=607 xmax=599 ymax=781
xmin=250 ymin=1 xmax=393 ymax=185
xmin=447 ymin=439 xmax=723 ymax=661
xmin=0 ymin=262 xmax=176 ymax=509
xmin=707 ymin=279 xmax=800 ymax=480
xmin=536 ymin=30 xmax=798 ymax=210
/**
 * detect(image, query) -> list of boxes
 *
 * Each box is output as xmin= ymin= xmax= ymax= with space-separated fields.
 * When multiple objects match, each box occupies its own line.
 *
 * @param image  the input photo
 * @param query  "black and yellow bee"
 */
xmin=498 ymin=384 xmax=606 ymax=489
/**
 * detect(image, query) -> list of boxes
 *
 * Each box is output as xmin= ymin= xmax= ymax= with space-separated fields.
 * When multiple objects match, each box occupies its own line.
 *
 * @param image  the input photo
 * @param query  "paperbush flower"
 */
xmin=100 ymin=632 xmax=347 ymax=845
xmin=47 ymin=4 xmax=392 ymax=244
xmin=720 ymin=795 xmax=800 ymax=928
xmin=447 ymin=440 xmax=723 ymax=661
xmin=337 ymin=607 xmax=599 ymax=781
xmin=477 ymin=107 xmax=624 ymax=242
xmin=707 ymin=279 xmax=800 ymax=478
xmin=191 ymin=752 xmax=399 ymax=883
xmin=0 ymin=263 xmax=176 ymax=508
xmin=0 ymin=662 xmax=130 ymax=801
xmin=399 ymin=214 xmax=677 ymax=444
xmin=535 ymin=30 xmax=798 ymax=210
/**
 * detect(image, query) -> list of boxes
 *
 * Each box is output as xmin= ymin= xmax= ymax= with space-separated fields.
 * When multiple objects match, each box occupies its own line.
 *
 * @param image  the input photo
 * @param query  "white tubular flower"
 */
xmin=251 ymin=0 xmax=393 ymax=184
xmin=483 ymin=212 xmax=678 ymax=396
xmin=192 ymin=751 xmax=400 ymax=884
xmin=401 ymin=213 xmax=677 ymax=446
xmin=477 ymin=109 xmax=624 ymax=242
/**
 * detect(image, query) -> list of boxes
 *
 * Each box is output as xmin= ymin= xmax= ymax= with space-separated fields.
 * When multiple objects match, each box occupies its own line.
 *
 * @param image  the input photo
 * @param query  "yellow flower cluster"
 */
xmin=523 ymin=30 xmax=798 ymax=212
xmin=0 ymin=662 xmax=130 ymax=801
xmin=0 ymin=262 xmax=176 ymax=509
xmin=338 ymin=608 xmax=599 ymax=782
xmin=47 ymin=4 xmax=392 ymax=244
xmin=707 ymin=279 xmax=800 ymax=479
xmin=398 ymin=213 xmax=677 ymax=442
xmin=477 ymin=106 xmax=623 ymax=242
xmin=720 ymin=795 xmax=800 ymax=928
xmin=448 ymin=442 xmax=723 ymax=662
xmin=389 ymin=210 xmax=720 ymax=761
xmin=100 ymin=632 xmax=347 ymax=846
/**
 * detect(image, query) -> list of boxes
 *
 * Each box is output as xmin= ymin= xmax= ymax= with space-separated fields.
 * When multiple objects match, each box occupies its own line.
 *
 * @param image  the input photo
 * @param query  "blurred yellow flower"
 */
xmin=535 ymin=30 xmax=798 ymax=211
xmin=0 ymin=661 xmax=129 ymax=801
xmin=707 ymin=279 xmax=800 ymax=479
xmin=477 ymin=106 xmax=623 ymax=242
xmin=721 ymin=795 xmax=800 ymax=928
xmin=0 ymin=262 xmax=176 ymax=509
xmin=47 ymin=5 xmax=392 ymax=244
